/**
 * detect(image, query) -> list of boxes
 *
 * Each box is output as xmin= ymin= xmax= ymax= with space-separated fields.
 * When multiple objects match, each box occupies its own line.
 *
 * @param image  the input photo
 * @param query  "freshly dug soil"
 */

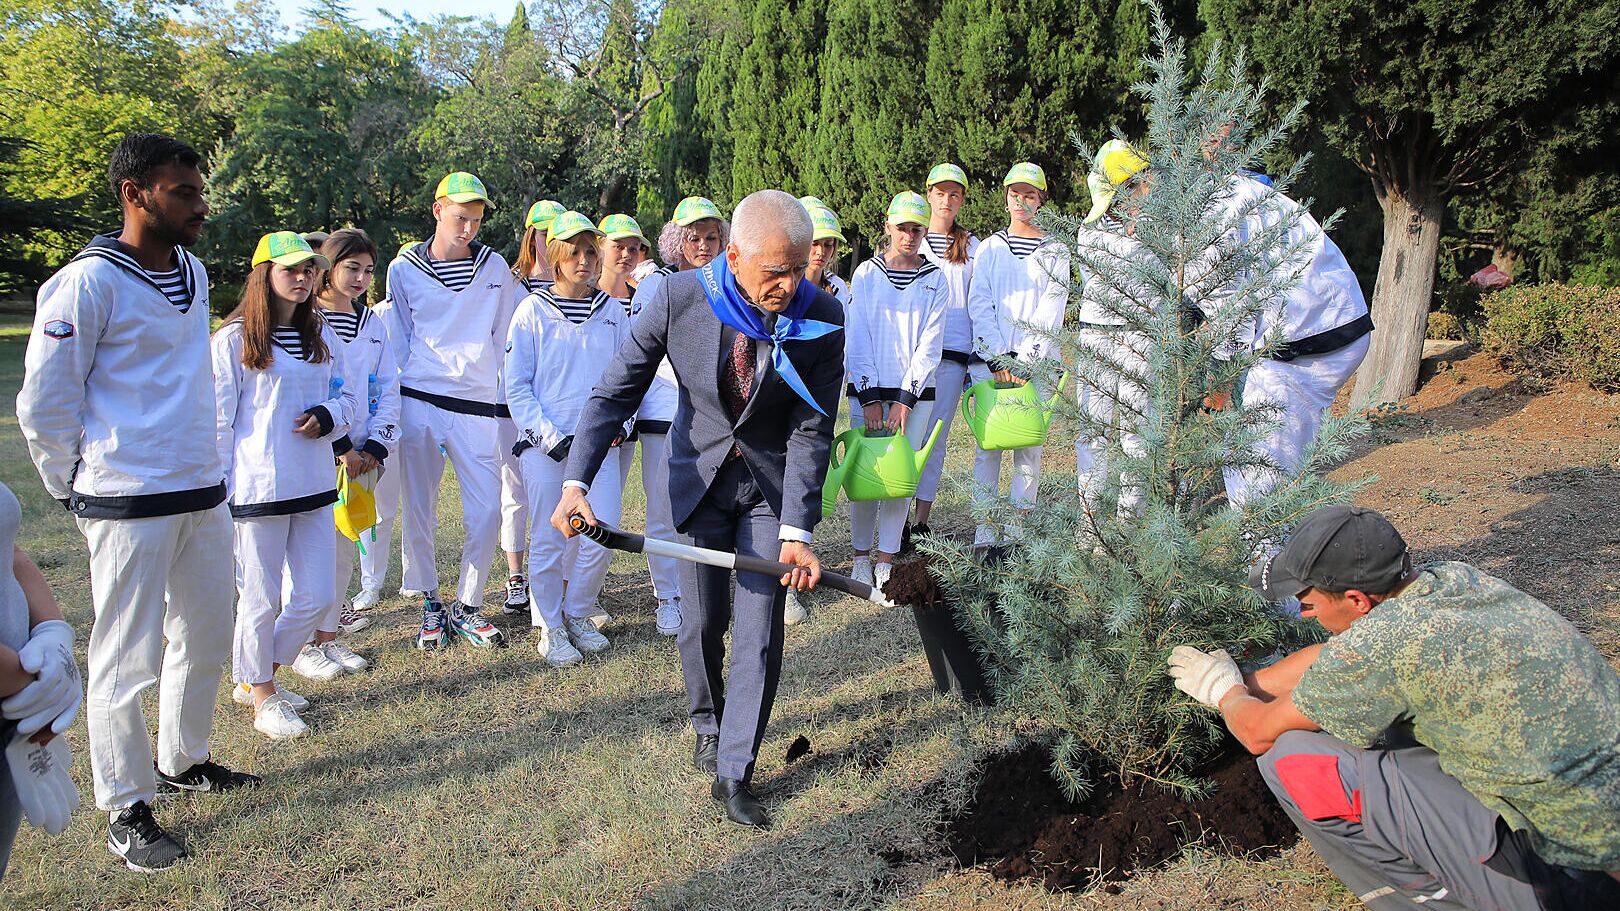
xmin=883 ymin=556 xmax=945 ymax=607
xmin=949 ymin=740 xmax=1298 ymax=892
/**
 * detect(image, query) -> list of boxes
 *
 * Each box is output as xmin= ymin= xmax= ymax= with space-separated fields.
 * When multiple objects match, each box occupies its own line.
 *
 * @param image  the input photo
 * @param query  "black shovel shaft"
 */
xmin=569 ymin=516 xmax=893 ymax=606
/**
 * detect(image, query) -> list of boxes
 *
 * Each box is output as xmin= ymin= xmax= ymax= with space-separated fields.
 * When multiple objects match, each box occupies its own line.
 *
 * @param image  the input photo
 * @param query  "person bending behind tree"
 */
xmin=1168 ymin=505 xmax=1620 ymax=910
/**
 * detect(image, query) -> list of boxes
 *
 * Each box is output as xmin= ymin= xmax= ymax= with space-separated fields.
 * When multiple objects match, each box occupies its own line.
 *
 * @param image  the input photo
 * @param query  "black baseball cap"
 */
xmin=1249 ymin=505 xmax=1411 ymax=600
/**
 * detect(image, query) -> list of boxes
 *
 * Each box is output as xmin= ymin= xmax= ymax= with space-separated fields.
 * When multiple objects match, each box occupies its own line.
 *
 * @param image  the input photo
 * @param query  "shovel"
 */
xmin=568 ymin=516 xmax=897 ymax=608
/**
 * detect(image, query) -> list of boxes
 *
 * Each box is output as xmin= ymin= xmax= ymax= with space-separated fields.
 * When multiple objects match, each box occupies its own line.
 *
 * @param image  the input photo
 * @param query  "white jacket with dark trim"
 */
xmin=329 ymin=304 xmax=402 ymax=462
xmin=504 ymin=289 xmax=632 ymax=460
xmin=627 ymin=267 xmax=681 ymax=428
xmin=212 ymin=321 xmax=358 ymax=517
xmin=846 ymin=257 xmax=948 ymax=407
xmin=967 ymin=231 xmax=1071 ymax=366
xmin=383 ymin=240 xmax=519 ymax=414
xmin=920 ymin=232 xmax=979 ymax=355
xmin=17 ymin=234 xmax=226 ymax=519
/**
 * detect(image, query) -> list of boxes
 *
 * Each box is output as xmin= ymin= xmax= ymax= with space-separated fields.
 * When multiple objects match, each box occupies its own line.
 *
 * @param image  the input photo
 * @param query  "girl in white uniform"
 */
xmin=846 ymin=192 xmax=948 ymax=589
xmin=288 ymin=228 xmax=402 ymax=682
xmin=801 ymin=198 xmax=852 ymax=303
xmin=213 ymin=232 xmax=357 ymax=740
xmin=913 ymin=164 xmax=979 ymax=535
xmin=496 ymin=199 xmax=567 ymax=616
xmin=505 ymin=212 xmax=630 ymax=665
xmin=966 ymin=163 xmax=1071 ymax=547
xmin=622 ymin=198 xmax=729 ymax=635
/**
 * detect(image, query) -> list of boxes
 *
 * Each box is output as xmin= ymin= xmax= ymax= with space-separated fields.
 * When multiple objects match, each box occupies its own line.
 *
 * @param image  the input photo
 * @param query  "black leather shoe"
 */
xmin=692 ymin=733 xmax=719 ymax=775
xmin=711 ymin=777 xmax=770 ymax=828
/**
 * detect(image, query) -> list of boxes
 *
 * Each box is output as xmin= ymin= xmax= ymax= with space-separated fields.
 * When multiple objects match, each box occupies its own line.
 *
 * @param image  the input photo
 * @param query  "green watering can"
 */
xmin=821 ymin=420 xmax=944 ymax=515
xmin=960 ymin=375 xmax=1066 ymax=451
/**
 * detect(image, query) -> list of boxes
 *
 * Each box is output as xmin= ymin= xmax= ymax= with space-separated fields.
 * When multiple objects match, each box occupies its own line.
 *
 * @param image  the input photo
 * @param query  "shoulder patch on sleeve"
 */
xmin=43 ymin=319 xmax=75 ymax=340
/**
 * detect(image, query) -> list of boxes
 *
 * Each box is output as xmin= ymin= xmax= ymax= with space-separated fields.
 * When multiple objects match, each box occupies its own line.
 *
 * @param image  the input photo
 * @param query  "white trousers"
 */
xmin=1225 ymin=335 xmax=1371 ymax=508
xmin=1075 ymin=328 xmax=1149 ymax=516
xmin=399 ymin=397 xmax=502 ymax=606
xmin=969 ymin=365 xmax=1044 ymax=543
xmin=915 ymin=359 xmax=968 ymax=503
xmin=357 ymin=454 xmax=401 ymax=594
xmin=78 ymin=505 xmax=234 ymax=811
xmin=234 ymin=510 xmax=334 ymax=686
xmin=521 ymin=448 xmax=623 ymax=630
xmin=849 ymin=399 xmax=934 ymax=555
xmin=617 ymin=433 xmax=684 ymax=600
xmin=497 ymin=418 xmax=529 ymax=556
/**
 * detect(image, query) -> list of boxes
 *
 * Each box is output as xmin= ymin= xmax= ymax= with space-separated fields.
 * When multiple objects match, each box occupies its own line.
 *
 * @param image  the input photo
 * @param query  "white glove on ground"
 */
xmin=1167 ymin=645 xmax=1244 ymax=708
xmin=7 ymin=730 xmax=79 ymax=835
xmin=2 ymin=620 xmax=83 ymax=737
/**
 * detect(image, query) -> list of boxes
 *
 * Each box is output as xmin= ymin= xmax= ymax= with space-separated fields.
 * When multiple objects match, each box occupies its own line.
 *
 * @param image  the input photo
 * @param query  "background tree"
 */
xmin=0 ymin=137 xmax=87 ymax=296
xmin=1202 ymin=0 xmax=1620 ymax=410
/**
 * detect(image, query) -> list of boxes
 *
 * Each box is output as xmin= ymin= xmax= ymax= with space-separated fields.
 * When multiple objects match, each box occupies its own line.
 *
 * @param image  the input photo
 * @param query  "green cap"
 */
xmin=926 ymin=163 xmax=968 ymax=189
xmin=807 ymin=206 xmax=846 ymax=243
xmin=886 ymin=191 xmax=930 ymax=227
xmin=598 ymin=213 xmax=649 ymax=245
xmin=798 ymin=195 xmax=830 ymax=212
xmin=525 ymin=199 xmax=566 ymax=230
xmin=252 ymin=231 xmax=330 ymax=269
xmin=1002 ymin=162 xmax=1048 ymax=193
xmin=547 ymin=210 xmax=604 ymax=244
xmin=1084 ymin=139 xmax=1150 ymax=224
xmin=673 ymin=196 xmax=723 ymax=226
xmin=435 ymin=171 xmax=491 ymax=206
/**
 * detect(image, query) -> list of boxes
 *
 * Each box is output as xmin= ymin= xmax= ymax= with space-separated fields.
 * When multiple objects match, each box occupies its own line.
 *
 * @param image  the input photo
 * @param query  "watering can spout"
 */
xmin=914 ymin=419 xmax=944 ymax=472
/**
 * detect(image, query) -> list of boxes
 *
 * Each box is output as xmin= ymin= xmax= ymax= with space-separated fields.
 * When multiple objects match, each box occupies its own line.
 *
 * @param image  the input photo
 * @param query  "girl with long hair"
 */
xmin=213 ymin=232 xmax=357 ymax=740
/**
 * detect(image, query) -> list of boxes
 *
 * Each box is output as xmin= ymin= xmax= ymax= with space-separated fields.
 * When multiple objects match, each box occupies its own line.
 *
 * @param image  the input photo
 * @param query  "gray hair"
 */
xmin=731 ymin=190 xmax=813 ymax=259
xmin=658 ymin=216 xmax=731 ymax=269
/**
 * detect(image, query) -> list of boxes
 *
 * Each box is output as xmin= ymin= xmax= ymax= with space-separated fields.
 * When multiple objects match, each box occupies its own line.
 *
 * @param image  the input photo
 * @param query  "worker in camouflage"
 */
xmin=1166 ymin=505 xmax=1620 ymax=910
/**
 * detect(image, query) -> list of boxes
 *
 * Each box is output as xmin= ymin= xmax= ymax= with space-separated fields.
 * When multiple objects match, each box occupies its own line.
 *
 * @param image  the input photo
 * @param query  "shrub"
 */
xmin=1427 ymin=311 xmax=1466 ymax=341
xmin=1480 ymin=284 xmax=1620 ymax=389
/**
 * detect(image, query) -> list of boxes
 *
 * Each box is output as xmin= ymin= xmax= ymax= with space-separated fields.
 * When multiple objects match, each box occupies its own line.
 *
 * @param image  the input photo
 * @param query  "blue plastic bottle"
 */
xmin=367 ymin=373 xmax=380 ymax=416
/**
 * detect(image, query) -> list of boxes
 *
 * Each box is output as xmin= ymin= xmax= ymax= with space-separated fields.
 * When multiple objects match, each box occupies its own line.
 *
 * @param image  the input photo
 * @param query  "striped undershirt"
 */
xmin=519 ymin=275 xmax=553 ymax=295
xmin=550 ymin=294 xmax=597 ymax=324
xmin=875 ymin=259 xmax=929 ymax=291
xmin=323 ymin=309 xmax=361 ymax=343
xmin=1002 ymin=233 xmax=1045 ymax=258
xmin=145 ymin=267 xmax=191 ymax=312
xmin=925 ymin=233 xmax=951 ymax=257
xmin=430 ymin=257 xmax=477 ymax=291
xmin=613 ymin=296 xmax=632 ymax=316
xmin=271 ymin=326 xmax=312 ymax=361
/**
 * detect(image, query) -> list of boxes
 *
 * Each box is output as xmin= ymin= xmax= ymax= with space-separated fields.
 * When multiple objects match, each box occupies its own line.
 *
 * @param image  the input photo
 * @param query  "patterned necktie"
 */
xmin=725 ymin=329 xmax=756 ymax=421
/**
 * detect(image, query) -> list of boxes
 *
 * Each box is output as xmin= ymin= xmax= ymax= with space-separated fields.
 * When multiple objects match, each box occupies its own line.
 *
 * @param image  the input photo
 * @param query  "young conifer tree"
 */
xmin=922 ymin=1 xmax=1370 ymax=798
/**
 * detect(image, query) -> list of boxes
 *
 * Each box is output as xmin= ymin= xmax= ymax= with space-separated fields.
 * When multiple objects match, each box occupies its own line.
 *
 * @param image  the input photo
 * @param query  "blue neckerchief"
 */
xmin=1241 ymin=169 xmax=1274 ymax=187
xmin=698 ymin=257 xmax=840 ymax=415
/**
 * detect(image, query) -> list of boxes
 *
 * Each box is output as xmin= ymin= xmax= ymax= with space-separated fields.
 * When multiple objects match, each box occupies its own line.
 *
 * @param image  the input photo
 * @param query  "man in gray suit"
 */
xmin=551 ymin=190 xmax=844 ymax=828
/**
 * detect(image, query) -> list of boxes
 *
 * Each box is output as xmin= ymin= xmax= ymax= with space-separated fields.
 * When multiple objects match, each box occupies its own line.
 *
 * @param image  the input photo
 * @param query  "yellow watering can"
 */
xmin=821 ymin=421 xmax=944 ymax=516
xmin=334 ymin=466 xmax=380 ymax=555
xmin=960 ymin=375 xmax=1066 ymax=450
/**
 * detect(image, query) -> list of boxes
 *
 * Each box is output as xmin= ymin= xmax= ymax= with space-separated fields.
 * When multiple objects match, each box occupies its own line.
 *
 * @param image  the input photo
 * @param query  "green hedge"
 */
xmin=1480 ymin=284 xmax=1620 ymax=392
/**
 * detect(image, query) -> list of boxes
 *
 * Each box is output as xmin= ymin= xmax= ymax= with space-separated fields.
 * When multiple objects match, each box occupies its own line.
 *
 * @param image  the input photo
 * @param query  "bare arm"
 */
xmin=1221 ymin=644 xmax=1327 ymax=754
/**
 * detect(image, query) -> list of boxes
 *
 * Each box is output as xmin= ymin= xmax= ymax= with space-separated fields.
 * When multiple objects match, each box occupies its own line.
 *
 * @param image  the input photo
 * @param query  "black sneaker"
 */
xmin=503 ymin=573 xmax=530 ymax=614
xmin=156 ymin=760 xmax=261 ymax=795
xmin=108 ymin=801 xmax=188 ymax=872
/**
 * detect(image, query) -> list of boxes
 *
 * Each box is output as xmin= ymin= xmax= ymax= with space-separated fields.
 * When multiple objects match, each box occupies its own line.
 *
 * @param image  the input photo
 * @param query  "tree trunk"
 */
xmin=1349 ymin=181 xmax=1445 ymax=412
xmin=598 ymin=172 xmax=629 ymax=219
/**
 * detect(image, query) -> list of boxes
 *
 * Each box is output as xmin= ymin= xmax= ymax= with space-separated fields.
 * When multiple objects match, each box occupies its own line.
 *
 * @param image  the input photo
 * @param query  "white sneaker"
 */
xmin=873 ymin=562 xmax=893 ymax=591
xmin=655 ymin=598 xmax=682 ymax=636
xmin=565 ymin=616 xmax=611 ymax=653
xmin=320 ymin=640 xmax=368 ymax=672
xmin=851 ymin=557 xmax=874 ymax=586
xmin=399 ymin=588 xmax=426 ymax=600
xmin=783 ymin=589 xmax=808 ymax=626
xmin=537 ymin=626 xmax=583 ymax=667
xmin=350 ymin=587 xmax=383 ymax=612
xmin=234 ymin=683 xmax=307 ymax=711
xmin=252 ymin=693 xmax=308 ymax=740
xmin=290 ymin=643 xmax=344 ymax=682
xmin=337 ymin=602 xmax=370 ymax=634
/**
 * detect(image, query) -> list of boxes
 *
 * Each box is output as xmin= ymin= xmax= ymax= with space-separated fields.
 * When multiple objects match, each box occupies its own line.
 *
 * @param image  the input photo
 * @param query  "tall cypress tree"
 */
xmin=724 ymin=0 xmax=823 ymax=200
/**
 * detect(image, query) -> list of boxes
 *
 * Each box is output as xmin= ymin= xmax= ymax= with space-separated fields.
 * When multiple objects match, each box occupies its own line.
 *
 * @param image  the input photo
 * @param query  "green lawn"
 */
xmin=0 ymin=333 xmax=1353 ymax=910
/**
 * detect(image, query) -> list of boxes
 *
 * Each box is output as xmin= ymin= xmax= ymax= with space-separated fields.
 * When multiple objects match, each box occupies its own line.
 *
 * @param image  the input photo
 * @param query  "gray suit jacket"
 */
xmin=565 ymin=269 xmax=845 ymax=533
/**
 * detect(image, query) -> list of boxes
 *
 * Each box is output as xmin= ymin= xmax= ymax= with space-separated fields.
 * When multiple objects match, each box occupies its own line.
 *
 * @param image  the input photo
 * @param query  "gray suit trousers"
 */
xmin=677 ymin=457 xmax=786 ymax=782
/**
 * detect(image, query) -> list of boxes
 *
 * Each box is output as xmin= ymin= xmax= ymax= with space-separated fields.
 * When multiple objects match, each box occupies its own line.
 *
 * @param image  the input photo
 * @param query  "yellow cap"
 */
xmin=886 ymin=191 xmax=930 ymax=227
xmin=598 ymin=213 xmax=649 ymax=245
xmin=435 ymin=171 xmax=491 ymax=206
xmin=547 ymin=211 xmax=605 ymax=243
xmin=252 ymin=231 xmax=330 ymax=269
xmin=926 ymin=163 xmax=968 ymax=189
xmin=1002 ymin=162 xmax=1048 ymax=193
xmin=1084 ymin=140 xmax=1150 ymax=223
xmin=525 ymin=199 xmax=566 ymax=229
xmin=807 ymin=206 xmax=846 ymax=243
xmin=673 ymin=196 xmax=723 ymax=226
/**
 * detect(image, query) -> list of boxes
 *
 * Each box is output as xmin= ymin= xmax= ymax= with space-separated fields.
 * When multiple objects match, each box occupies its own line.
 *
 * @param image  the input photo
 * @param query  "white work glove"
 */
xmin=1 ymin=620 xmax=83 ymax=737
xmin=7 ymin=730 xmax=79 ymax=835
xmin=1167 ymin=645 xmax=1244 ymax=708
